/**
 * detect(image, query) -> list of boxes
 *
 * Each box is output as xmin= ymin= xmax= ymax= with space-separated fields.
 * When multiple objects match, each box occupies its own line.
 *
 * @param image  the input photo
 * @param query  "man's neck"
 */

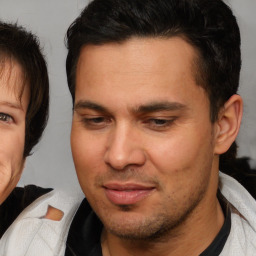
xmin=101 ymin=196 xmax=224 ymax=256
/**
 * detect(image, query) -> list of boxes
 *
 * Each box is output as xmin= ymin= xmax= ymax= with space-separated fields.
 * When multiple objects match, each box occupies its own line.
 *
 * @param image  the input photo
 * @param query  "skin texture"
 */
xmin=71 ymin=37 xmax=242 ymax=256
xmin=0 ymin=59 xmax=29 ymax=204
xmin=44 ymin=205 xmax=64 ymax=221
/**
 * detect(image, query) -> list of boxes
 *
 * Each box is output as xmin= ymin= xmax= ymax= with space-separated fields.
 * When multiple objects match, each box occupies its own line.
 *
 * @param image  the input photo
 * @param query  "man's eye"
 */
xmin=151 ymin=119 xmax=169 ymax=125
xmin=0 ymin=113 xmax=13 ymax=123
xmin=144 ymin=118 xmax=175 ymax=130
xmin=87 ymin=117 xmax=105 ymax=123
xmin=81 ymin=116 xmax=111 ymax=128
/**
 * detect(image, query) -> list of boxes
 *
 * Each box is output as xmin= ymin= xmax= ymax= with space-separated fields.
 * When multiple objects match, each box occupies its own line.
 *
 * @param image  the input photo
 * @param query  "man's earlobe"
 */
xmin=214 ymin=94 xmax=243 ymax=155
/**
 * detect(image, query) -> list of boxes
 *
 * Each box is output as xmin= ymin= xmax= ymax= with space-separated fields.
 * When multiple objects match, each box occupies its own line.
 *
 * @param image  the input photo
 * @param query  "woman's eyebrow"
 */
xmin=0 ymin=101 xmax=23 ymax=110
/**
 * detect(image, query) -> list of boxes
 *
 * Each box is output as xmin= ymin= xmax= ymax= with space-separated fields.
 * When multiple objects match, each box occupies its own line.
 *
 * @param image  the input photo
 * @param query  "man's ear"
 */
xmin=214 ymin=94 xmax=243 ymax=155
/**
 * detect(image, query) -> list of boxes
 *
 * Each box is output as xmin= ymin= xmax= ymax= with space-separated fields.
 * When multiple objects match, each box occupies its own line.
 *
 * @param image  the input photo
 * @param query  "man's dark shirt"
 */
xmin=0 ymin=185 xmax=52 ymax=238
xmin=65 ymin=194 xmax=231 ymax=256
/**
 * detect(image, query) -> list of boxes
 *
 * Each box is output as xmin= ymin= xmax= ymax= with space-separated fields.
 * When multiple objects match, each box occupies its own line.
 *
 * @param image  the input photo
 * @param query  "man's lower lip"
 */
xmin=104 ymin=188 xmax=154 ymax=205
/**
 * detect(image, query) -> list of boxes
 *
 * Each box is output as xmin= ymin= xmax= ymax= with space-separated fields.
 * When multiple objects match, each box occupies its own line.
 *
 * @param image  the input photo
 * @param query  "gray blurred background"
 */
xmin=0 ymin=0 xmax=255 ymax=190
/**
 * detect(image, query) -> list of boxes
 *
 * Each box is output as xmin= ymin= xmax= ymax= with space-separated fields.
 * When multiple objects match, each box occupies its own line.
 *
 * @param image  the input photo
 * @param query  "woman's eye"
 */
xmin=0 ymin=113 xmax=13 ymax=123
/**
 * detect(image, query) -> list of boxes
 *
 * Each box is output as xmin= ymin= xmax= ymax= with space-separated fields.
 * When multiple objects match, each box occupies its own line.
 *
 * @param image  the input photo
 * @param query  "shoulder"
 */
xmin=0 ymin=185 xmax=52 ymax=238
xmin=220 ymin=157 xmax=256 ymax=199
xmin=219 ymin=172 xmax=256 ymax=255
xmin=0 ymin=189 xmax=84 ymax=256
xmin=219 ymin=171 xmax=256 ymax=214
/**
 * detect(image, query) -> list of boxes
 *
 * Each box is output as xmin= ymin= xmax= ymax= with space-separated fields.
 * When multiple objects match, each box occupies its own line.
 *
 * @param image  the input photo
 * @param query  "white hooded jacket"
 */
xmin=0 ymin=172 xmax=255 ymax=256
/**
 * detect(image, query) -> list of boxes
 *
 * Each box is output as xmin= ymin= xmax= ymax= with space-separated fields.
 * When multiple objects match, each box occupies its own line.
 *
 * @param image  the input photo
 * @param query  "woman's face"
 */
xmin=0 ymin=59 xmax=30 ymax=204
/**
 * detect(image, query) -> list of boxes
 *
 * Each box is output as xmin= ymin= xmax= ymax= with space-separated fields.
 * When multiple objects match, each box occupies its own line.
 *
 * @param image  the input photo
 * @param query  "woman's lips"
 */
xmin=103 ymin=183 xmax=155 ymax=205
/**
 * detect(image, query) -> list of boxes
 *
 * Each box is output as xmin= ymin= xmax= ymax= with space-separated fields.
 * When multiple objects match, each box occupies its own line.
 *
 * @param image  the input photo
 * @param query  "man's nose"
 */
xmin=104 ymin=124 xmax=146 ymax=170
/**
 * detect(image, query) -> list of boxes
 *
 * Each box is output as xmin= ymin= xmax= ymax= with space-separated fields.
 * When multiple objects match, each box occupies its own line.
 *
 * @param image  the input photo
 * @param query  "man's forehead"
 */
xmin=78 ymin=36 xmax=197 ymax=64
xmin=73 ymin=36 xmax=208 ymax=116
xmin=76 ymin=37 xmax=198 ymax=85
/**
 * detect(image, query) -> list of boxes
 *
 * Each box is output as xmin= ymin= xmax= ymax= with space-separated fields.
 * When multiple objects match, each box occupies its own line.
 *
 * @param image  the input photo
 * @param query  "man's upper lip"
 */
xmin=103 ymin=183 xmax=155 ymax=191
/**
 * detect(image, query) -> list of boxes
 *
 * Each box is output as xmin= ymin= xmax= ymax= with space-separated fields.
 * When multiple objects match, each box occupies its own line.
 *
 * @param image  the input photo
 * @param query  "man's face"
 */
xmin=71 ymin=37 xmax=220 ymax=239
xmin=0 ymin=59 xmax=29 ymax=204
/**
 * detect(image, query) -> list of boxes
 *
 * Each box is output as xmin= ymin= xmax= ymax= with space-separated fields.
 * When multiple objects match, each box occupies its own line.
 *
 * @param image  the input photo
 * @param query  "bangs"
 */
xmin=0 ymin=53 xmax=27 ymax=101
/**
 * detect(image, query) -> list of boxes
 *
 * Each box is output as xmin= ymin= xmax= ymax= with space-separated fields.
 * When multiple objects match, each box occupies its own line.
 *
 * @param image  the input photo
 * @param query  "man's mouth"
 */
xmin=103 ymin=183 xmax=155 ymax=205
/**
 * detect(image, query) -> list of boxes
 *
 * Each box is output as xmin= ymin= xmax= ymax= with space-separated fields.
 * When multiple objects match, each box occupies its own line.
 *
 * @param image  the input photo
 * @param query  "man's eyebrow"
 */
xmin=74 ymin=100 xmax=187 ymax=114
xmin=134 ymin=102 xmax=187 ymax=113
xmin=74 ymin=100 xmax=108 ymax=113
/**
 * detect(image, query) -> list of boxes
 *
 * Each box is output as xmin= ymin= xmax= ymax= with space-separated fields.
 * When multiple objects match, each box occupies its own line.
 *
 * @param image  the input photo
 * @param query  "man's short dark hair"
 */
xmin=65 ymin=0 xmax=241 ymax=162
xmin=0 ymin=22 xmax=49 ymax=157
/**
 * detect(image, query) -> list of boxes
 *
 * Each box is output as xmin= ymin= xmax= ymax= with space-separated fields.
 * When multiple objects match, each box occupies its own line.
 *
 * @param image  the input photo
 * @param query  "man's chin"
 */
xmin=101 ymin=211 xmax=176 ymax=241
